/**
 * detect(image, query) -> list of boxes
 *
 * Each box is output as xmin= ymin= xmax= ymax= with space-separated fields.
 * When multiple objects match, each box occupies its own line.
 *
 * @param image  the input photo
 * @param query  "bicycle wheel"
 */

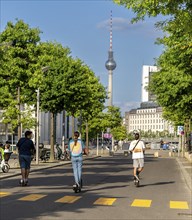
xmin=2 ymin=164 xmax=10 ymax=173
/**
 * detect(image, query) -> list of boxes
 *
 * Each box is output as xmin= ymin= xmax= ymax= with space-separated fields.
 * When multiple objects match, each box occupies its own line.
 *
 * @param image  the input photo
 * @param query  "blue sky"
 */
xmin=0 ymin=0 xmax=164 ymax=115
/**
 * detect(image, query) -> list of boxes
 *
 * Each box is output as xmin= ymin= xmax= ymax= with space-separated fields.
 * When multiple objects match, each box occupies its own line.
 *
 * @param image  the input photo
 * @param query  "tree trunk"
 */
xmin=62 ymin=110 xmax=66 ymax=153
xmin=71 ymin=116 xmax=75 ymax=135
xmin=86 ymin=121 xmax=89 ymax=148
xmin=17 ymin=86 xmax=21 ymax=140
xmin=50 ymin=112 xmax=55 ymax=162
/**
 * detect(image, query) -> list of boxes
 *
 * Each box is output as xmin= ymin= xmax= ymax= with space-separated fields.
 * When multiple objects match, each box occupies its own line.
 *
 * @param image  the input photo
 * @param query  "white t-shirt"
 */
xmin=129 ymin=140 xmax=145 ymax=159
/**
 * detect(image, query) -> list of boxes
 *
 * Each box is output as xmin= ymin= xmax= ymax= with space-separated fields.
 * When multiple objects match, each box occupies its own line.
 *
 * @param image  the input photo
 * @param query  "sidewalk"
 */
xmin=176 ymin=156 xmax=192 ymax=191
xmin=0 ymin=154 xmax=100 ymax=180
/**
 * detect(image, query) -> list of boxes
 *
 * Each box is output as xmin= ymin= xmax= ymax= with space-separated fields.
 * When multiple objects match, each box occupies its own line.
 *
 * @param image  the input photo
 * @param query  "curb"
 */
xmin=0 ymin=155 xmax=100 ymax=180
xmin=176 ymin=157 xmax=192 ymax=192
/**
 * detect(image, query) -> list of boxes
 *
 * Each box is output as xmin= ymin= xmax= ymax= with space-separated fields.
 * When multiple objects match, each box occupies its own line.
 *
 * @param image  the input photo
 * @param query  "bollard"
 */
xmin=154 ymin=151 xmax=159 ymax=158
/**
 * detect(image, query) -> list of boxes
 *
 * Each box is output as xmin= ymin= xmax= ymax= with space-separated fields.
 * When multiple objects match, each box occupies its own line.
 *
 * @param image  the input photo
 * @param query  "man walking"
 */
xmin=129 ymin=133 xmax=145 ymax=183
xmin=17 ymin=130 xmax=35 ymax=186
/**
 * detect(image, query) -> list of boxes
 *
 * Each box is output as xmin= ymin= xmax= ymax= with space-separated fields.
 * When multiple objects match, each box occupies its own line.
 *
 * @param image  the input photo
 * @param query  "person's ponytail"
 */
xmin=74 ymin=131 xmax=80 ymax=146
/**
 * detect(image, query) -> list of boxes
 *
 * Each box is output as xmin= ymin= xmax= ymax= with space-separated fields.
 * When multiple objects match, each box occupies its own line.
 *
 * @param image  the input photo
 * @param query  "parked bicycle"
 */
xmin=55 ymin=144 xmax=70 ymax=161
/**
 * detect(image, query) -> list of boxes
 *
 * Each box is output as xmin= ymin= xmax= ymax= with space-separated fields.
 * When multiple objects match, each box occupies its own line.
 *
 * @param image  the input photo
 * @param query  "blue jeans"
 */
xmin=71 ymin=156 xmax=83 ymax=184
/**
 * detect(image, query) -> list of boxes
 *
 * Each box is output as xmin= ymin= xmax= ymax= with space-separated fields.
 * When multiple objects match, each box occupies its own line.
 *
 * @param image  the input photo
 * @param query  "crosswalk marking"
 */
xmin=1 ymin=192 xmax=190 ymax=210
xmin=131 ymin=199 xmax=152 ymax=208
xmin=0 ymin=192 xmax=11 ymax=198
xmin=170 ymin=201 xmax=189 ymax=209
xmin=94 ymin=197 xmax=116 ymax=206
xmin=55 ymin=196 xmax=81 ymax=203
xmin=18 ymin=194 xmax=47 ymax=201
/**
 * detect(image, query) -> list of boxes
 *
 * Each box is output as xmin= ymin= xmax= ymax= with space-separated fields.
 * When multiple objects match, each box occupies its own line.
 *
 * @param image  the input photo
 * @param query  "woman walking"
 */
xmin=69 ymin=131 xmax=86 ymax=192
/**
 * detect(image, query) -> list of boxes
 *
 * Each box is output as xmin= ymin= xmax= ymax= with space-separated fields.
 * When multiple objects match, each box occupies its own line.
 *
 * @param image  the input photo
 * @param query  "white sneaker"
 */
xmin=134 ymin=175 xmax=140 ymax=181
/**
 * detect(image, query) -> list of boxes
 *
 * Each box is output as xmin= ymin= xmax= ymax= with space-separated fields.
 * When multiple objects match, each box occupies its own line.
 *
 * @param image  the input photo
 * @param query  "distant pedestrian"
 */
xmin=129 ymin=133 xmax=145 ymax=183
xmin=17 ymin=130 xmax=35 ymax=186
xmin=4 ymin=141 xmax=10 ymax=152
xmin=0 ymin=143 xmax=5 ymax=169
xmin=118 ymin=139 xmax=124 ymax=150
xmin=69 ymin=131 xmax=86 ymax=190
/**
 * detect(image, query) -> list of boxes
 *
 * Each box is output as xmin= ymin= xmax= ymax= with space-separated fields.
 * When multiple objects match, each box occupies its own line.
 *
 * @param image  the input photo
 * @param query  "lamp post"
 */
xmin=36 ymin=88 xmax=40 ymax=164
xmin=35 ymin=66 xmax=49 ymax=164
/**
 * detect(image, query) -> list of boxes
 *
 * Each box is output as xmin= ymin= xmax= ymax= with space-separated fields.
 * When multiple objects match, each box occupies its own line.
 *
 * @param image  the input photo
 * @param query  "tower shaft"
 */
xmin=108 ymin=70 xmax=113 ymax=106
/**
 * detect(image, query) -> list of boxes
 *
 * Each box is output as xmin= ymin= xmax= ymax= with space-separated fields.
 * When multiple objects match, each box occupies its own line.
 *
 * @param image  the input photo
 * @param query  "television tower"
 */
xmin=105 ymin=10 xmax=116 ymax=106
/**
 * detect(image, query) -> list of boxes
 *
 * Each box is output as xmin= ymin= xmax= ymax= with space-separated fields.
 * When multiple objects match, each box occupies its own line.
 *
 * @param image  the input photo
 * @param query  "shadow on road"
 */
xmin=139 ymin=181 xmax=175 ymax=187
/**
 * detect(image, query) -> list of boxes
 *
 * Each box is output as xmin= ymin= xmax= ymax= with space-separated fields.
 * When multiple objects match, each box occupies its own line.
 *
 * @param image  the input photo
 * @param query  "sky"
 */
xmin=0 ymin=0 xmax=165 ymax=115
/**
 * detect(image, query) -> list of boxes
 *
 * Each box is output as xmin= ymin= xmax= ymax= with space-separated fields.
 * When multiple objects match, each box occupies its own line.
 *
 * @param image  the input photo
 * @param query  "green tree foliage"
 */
xmin=86 ymin=106 xmax=122 ymax=139
xmin=0 ymin=20 xmax=107 ymax=154
xmin=111 ymin=125 xmax=127 ymax=140
xmin=31 ymin=42 xmax=71 ymax=114
xmin=0 ymin=19 xmax=41 ymax=131
xmin=114 ymin=0 xmax=192 ymax=22
xmin=62 ymin=59 xmax=106 ymax=119
xmin=114 ymin=0 xmax=192 ymax=127
xmin=149 ymin=18 xmax=192 ymax=121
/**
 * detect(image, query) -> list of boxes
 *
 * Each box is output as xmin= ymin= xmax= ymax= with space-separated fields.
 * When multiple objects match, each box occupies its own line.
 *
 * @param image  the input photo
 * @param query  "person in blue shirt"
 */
xmin=17 ymin=130 xmax=35 ymax=186
xmin=69 ymin=131 xmax=85 ymax=190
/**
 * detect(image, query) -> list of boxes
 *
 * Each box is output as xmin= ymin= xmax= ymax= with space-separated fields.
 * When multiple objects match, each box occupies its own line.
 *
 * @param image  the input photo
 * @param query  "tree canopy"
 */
xmin=114 ymin=0 xmax=192 ymax=127
xmin=0 ymin=20 xmax=41 ymax=132
xmin=0 ymin=19 xmax=107 ymax=143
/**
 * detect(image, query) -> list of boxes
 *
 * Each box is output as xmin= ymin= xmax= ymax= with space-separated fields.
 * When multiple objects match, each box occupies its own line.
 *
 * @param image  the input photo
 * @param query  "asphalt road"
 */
xmin=0 ymin=153 xmax=191 ymax=220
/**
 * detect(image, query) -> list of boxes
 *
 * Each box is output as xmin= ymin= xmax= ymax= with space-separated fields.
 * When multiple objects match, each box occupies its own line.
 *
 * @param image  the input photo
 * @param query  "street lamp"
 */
xmin=35 ymin=88 xmax=40 ymax=165
xmin=35 ymin=66 xmax=49 ymax=164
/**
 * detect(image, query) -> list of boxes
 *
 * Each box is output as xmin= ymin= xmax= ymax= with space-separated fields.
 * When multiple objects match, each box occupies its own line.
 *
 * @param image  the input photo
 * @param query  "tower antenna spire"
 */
xmin=110 ymin=10 xmax=113 ymax=51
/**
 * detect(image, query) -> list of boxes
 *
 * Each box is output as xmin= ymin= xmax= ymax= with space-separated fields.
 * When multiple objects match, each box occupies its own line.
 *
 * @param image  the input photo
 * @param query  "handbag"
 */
xmin=130 ymin=139 xmax=140 ymax=154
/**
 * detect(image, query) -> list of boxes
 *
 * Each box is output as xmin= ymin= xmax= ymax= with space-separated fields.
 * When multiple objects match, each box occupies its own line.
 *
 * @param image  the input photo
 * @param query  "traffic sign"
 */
xmin=177 ymin=126 xmax=184 ymax=135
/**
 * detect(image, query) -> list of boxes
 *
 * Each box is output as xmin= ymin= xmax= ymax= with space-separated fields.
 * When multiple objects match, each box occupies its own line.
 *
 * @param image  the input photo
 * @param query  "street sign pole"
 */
xmin=97 ymin=134 xmax=99 ymax=156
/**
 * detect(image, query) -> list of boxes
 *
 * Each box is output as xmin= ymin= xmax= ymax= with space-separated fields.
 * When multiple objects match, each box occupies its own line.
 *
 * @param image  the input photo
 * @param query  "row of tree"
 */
xmin=0 ymin=19 xmax=126 ymax=159
xmin=114 ymin=0 xmax=192 ymax=150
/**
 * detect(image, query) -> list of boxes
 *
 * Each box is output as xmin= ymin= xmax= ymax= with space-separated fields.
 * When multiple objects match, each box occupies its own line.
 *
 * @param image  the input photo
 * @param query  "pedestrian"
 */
xmin=69 ymin=131 xmax=87 ymax=190
xmin=129 ymin=133 xmax=145 ymax=183
xmin=4 ymin=141 xmax=10 ymax=152
xmin=17 ymin=130 xmax=35 ymax=186
xmin=0 ymin=143 xmax=5 ymax=169
xmin=118 ymin=139 xmax=124 ymax=150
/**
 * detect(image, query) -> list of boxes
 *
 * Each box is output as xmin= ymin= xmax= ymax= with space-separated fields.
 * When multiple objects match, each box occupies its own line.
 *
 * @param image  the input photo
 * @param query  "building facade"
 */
xmin=125 ymin=65 xmax=174 ymax=135
xmin=125 ymin=104 xmax=174 ymax=134
xmin=141 ymin=65 xmax=158 ymax=102
xmin=0 ymin=108 xmax=77 ymax=146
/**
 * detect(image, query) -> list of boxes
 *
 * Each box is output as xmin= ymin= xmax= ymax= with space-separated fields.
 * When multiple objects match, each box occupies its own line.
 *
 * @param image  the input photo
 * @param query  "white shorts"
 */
xmin=133 ymin=158 xmax=144 ymax=168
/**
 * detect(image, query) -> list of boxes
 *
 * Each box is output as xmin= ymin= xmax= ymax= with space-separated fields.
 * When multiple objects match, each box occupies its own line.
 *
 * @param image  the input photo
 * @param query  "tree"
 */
xmin=0 ymin=19 xmax=41 ymax=138
xmin=113 ymin=0 xmax=192 ymax=23
xmin=111 ymin=125 xmax=127 ymax=140
xmin=30 ymin=41 xmax=71 ymax=161
xmin=114 ymin=0 xmax=192 ymax=147
xmin=62 ymin=59 xmax=106 ymax=146
xmin=85 ymin=106 xmax=122 ymax=139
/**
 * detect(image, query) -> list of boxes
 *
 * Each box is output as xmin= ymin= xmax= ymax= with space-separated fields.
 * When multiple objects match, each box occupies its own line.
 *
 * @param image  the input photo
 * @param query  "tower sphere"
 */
xmin=105 ymin=59 xmax=116 ymax=71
